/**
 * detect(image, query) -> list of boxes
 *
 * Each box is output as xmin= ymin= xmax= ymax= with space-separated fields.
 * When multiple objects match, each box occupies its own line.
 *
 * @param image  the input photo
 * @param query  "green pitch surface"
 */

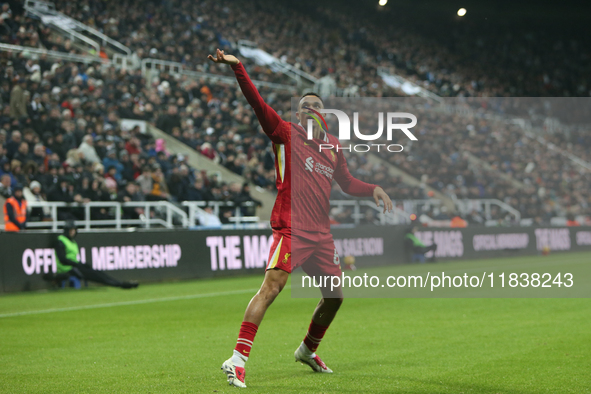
xmin=1 ymin=253 xmax=590 ymax=393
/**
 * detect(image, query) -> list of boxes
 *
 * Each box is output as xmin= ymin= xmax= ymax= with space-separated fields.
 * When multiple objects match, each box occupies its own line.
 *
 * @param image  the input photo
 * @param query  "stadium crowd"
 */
xmin=0 ymin=56 xmax=264 ymax=225
xmin=42 ymin=0 xmax=591 ymax=98
xmin=2 ymin=0 xmax=590 ymax=227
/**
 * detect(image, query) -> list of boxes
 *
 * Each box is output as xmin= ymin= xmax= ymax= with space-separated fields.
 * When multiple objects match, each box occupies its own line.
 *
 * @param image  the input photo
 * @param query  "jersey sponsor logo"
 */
xmin=315 ymin=162 xmax=334 ymax=180
xmin=304 ymin=157 xmax=334 ymax=179
xmin=305 ymin=157 xmax=314 ymax=172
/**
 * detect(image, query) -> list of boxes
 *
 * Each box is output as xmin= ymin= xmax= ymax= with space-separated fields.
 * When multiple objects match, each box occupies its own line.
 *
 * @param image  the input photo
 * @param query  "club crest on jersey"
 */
xmin=282 ymin=252 xmax=291 ymax=263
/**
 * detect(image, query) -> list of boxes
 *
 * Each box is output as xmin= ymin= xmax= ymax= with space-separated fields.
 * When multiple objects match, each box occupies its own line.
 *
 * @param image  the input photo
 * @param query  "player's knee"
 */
xmin=266 ymin=281 xmax=284 ymax=299
xmin=259 ymin=275 xmax=286 ymax=302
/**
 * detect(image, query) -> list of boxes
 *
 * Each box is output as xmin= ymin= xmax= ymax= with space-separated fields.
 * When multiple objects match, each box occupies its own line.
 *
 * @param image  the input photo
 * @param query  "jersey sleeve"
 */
xmin=231 ymin=63 xmax=289 ymax=144
xmin=333 ymin=143 xmax=377 ymax=197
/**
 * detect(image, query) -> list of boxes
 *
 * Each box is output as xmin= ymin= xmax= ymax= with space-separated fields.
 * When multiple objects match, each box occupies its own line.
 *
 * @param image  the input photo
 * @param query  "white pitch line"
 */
xmin=0 ymin=286 xmax=290 ymax=319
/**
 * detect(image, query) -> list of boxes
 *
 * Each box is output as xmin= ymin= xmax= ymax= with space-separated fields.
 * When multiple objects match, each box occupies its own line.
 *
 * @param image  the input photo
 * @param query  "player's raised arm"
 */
xmin=208 ymin=49 xmax=285 ymax=141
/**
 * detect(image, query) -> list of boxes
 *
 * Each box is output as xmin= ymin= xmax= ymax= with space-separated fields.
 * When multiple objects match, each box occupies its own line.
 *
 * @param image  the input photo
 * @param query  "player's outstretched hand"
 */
xmin=373 ymin=186 xmax=393 ymax=214
xmin=207 ymin=48 xmax=240 ymax=65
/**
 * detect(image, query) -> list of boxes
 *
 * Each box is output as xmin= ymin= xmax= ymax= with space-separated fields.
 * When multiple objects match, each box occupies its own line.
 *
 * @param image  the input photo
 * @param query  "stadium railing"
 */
xmin=0 ymin=45 xmax=295 ymax=95
xmin=330 ymin=200 xmax=412 ymax=225
xmin=25 ymin=201 xmax=188 ymax=230
xmin=16 ymin=199 xmax=529 ymax=231
xmin=237 ymin=39 xmax=318 ymax=88
xmin=140 ymin=58 xmax=296 ymax=92
xmin=24 ymin=0 xmax=132 ymax=55
xmin=0 ymin=43 xmax=107 ymax=65
xmin=377 ymin=67 xmax=443 ymax=102
xmin=21 ymin=201 xmax=261 ymax=231
xmin=182 ymin=201 xmax=259 ymax=227
xmin=24 ymin=0 xmax=101 ymax=55
xmin=455 ymin=198 xmax=521 ymax=222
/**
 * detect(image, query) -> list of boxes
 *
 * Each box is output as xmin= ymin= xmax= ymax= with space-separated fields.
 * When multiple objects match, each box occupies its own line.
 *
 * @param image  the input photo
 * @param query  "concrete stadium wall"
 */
xmin=1 ymin=226 xmax=591 ymax=293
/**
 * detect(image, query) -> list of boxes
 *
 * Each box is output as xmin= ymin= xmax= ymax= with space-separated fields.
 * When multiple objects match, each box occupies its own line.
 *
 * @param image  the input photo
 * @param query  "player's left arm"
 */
xmin=333 ymin=149 xmax=393 ymax=213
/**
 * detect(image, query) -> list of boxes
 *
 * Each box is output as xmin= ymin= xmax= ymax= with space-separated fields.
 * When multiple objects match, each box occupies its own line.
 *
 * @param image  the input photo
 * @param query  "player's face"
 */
xmin=297 ymin=96 xmax=324 ymax=138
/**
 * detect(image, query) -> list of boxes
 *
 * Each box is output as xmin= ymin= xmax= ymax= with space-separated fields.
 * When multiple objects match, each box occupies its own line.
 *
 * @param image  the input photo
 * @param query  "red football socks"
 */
xmin=234 ymin=321 xmax=258 ymax=358
xmin=303 ymin=320 xmax=329 ymax=353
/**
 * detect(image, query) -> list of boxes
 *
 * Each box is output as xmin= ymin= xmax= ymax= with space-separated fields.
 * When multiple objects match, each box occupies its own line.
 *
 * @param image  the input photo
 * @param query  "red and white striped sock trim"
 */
xmin=303 ymin=320 xmax=329 ymax=353
xmin=235 ymin=322 xmax=258 ymax=358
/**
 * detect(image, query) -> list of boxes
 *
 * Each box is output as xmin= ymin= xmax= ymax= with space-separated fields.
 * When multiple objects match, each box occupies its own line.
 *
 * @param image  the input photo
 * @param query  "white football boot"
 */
xmin=221 ymin=358 xmax=247 ymax=388
xmin=294 ymin=342 xmax=333 ymax=373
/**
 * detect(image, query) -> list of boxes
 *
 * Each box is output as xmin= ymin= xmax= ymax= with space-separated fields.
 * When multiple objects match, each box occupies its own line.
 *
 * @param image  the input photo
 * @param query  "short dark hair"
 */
xmin=300 ymin=92 xmax=323 ymax=103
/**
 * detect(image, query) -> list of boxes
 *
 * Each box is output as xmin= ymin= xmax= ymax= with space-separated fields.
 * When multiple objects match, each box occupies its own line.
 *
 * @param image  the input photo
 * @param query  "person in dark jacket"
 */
xmin=404 ymin=226 xmax=437 ymax=263
xmin=47 ymin=221 xmax=139 ymax=289
xmin=234 ymin=183 xmax=262 ymax=217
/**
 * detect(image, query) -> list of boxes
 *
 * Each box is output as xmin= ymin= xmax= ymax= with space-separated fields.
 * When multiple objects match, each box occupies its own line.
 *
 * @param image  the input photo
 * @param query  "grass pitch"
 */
xmin=1 ymin=252 xmax=590 ymax=393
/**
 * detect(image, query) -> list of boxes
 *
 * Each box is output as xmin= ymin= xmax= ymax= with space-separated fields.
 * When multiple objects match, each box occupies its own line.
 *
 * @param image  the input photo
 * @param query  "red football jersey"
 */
xmin=232 ymin=63 xmax=376 ymax=233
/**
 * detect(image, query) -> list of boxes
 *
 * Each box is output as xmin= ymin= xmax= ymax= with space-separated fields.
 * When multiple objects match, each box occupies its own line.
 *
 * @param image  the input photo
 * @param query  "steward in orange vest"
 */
xmin=450 ymin=215 xmax=468 ymax=228
xmin=3 ymin=185 xmax=27 ymax=232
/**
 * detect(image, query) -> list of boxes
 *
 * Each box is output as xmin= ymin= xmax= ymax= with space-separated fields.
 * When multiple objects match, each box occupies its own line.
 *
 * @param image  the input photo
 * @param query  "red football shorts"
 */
xmin=266 ymin=228 xmax=342 ymax=277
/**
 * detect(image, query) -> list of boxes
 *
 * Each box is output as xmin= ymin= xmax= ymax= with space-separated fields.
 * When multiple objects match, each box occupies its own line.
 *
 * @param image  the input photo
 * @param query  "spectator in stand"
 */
xmin=566 ymin=214 xmax=580 ymax=227
xmin=146 ymin=164 xmax=169 ymax=201
xmin=12 ymin=141 xmax=30 ymax=164
xmin=450 ymin=216 xmax=468 ymax=228
xmin=47 ymin=176 xmax=81 ymax=219
xmin=6 ymin=130 xmax=21 ymax=159
xmin=24 ymin=180 xmax=47 ymax=222
xmin=156 ymin=105 xmax=181 ymax=134
xmin=187 ymin=176 xmax=213 ymax=202
xmin=49 ymin=133 xmax=68 ymax=162
xmin=135 ymin=165 xmax=153 ymax=196
xmin=0 ymin=173 xmax=12 ymax=197
xmin=118 ymin=181 xmax=144 ymax=220
xmin=78 ymin=135 xmax=100 ymax=164
xmin=31 ymin=143 xmax=47 ymax=171
xmin=119 ymin=150 xmax=135 ymax=182
xmin=9 ymin=78 xmax=28 ymax=120
xmin=0 ymin=142 xmax=7 ymax=162
xmin=10 ymin=160 xmax=25 ymax=186
xmin=167 ymin=164 xmax=192 ymax=202
xmin=102 ymin=148 xmax=123 ymax=182
xmin=234 ymin=183 xmax=262 ymax=217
